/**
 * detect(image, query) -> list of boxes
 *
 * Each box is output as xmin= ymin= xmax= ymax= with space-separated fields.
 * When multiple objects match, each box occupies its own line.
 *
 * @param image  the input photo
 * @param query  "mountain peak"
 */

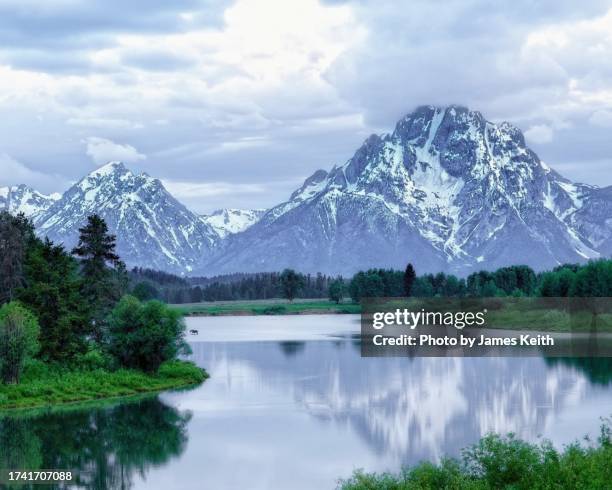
xmin=37 ymin=160 xmax=218 ymax=273
xmin=207 ymin=105 xmax=608 ymax=276
xmin=89 ymin=161 xmax=129 ymax=178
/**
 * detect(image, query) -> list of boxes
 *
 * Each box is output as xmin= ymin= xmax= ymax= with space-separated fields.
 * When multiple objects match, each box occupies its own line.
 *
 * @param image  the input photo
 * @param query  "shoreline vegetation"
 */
xmin=338 ymin=420 xmax=612 ymax=489
xmin=0 ymin=212 xmax=208 ymax=413
xmin=0 ymin=360 xmax=207 ymax=411
xmin=171 ymin=298 xmax=360 ymax=316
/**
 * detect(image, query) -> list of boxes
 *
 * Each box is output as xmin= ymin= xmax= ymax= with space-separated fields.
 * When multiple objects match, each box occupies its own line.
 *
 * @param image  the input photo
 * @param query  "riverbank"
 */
xmin=0 ymin=360 xmax=207 ymax=411
xmin=171 ymin=298 xmax=360 ymax=316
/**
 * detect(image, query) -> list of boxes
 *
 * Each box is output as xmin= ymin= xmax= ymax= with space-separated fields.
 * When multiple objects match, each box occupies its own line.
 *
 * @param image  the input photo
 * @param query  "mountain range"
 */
xmin=5 ymin=105 xmax=611 ymax=276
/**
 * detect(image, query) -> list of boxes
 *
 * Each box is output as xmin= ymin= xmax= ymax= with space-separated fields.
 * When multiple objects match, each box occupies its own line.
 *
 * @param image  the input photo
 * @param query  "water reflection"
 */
xmin=184 ymin=337 xmax=611 ymax=468
xmin=0 ymin=397 xmax=192 ymax=489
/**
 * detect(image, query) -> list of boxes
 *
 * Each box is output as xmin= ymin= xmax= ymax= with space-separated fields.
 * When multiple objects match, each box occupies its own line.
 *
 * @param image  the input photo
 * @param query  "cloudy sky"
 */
xmin=0 ymin=0 xmax=611 ymax=213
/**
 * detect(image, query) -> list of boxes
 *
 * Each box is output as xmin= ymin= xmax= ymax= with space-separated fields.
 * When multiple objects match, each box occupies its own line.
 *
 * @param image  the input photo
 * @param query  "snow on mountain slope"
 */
xmin=201 ymin=208 xmax=265 ymax=238
xmin=0 ymin=184 xmax=60 ymax=220
xmin=205 ymin=105 xmax=609 ymax=275
xmin=36 ymin=162 xmax=218 ymax=273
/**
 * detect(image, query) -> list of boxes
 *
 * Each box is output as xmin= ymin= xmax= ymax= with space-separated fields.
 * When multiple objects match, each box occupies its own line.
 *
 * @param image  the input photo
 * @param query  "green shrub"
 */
xmin=74 ymin=346 xmax=113 ymax=371
xmin=339 ymin=420 xmax=612 ymax=490
xmin=260 ymin=305 xmax=286 ymax=315
xmin=0 ymin=302 xmax=40 ymax=384
xmin=107 ymin=296 xmax=190 ymax=373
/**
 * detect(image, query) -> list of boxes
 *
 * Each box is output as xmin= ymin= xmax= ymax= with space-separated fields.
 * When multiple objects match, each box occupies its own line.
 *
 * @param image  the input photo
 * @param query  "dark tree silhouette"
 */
xmin=403 ymin=263 xmax=416 ymax=297
xmin=280 ymin=269 xmax=304 ymax=302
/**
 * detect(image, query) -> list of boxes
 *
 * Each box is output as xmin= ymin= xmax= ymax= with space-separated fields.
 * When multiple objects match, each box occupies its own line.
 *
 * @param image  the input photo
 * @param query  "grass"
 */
xmin=338 ymin=420 xmax=612 ymax=489
xmin=172 ymin=297 xmax=612 ymax=333
xmin=0 ymin=360 xmax=208 ymax=411
xmin=172 ymin=298 xmax=361 ymax=316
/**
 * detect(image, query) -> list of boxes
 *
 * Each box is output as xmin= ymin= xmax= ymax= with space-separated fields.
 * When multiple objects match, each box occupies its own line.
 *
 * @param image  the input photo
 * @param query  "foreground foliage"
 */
xmin=0 ymin=360 xmax=207 ymax=410
xmin=339 ymin=422 xmax=612 ymax=489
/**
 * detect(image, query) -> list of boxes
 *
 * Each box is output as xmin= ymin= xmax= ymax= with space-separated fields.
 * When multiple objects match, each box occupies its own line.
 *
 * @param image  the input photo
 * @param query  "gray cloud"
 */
xmin=0 ymin=0 xmax=611 ymax=212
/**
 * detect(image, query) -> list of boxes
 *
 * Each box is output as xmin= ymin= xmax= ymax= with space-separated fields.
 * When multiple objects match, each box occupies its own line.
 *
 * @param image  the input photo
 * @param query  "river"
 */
xmin=3 ymin=314 xmax=612 ymax=489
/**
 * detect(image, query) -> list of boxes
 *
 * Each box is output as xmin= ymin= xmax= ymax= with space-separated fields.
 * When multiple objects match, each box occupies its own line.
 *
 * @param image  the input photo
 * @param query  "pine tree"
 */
xmin=0 ymin=212 xmax=35 ymax=305
xmin=403 ymin=263 xmax=416 ymax=297
xmin=18 ymin=239 xmax=89 ymax=361
xmin=71 ymin=215 xmax=122 ymax=341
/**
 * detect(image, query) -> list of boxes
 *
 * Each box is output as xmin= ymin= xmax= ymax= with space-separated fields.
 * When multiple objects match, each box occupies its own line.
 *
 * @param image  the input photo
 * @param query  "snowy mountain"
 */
xmin=201 ymin=208 xmax=265 ymax=238
xmin=205 ymin=105 xmax=611 ymax=275
xmin=0 ymin=184 xmax=60 ymax=220
xmin=12 ymin=105 xmax=612 ymax=276
xmin=36 ymin=162 xmax=217 ymax=273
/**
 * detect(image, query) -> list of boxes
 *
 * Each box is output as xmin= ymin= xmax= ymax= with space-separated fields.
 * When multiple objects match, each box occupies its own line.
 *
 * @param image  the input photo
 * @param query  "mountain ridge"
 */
xmin=204 ymin=105 xmax=609 ymax=275
xmin=5 ymin=105 xmax=611 ymax=275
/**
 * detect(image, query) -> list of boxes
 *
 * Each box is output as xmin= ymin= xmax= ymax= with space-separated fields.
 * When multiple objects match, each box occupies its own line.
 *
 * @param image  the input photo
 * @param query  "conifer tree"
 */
xmin=0 ymin=212 xmax=34 ymax=305
xmin=72 ymin=215 xmax=123 ymax=340
xmin=403 ymin=263 xmax=416 ymax=297
xmin=19 ymin=239 xmax=89 ymax=361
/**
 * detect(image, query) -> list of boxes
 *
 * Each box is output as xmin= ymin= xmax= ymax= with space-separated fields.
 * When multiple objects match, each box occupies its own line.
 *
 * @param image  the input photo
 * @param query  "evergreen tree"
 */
xmin=0 ymin=212 xmax=34 ymax=305
xmin=403 ymin=263 xmax=416 ymax=297
xmin=71 ymin=215 xmax=122 ymax=340
xmin=18 ymin=239 xmax=89 ymax=361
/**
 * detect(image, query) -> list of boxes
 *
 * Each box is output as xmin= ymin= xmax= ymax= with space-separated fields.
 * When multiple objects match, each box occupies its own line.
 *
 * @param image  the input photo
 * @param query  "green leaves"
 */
xmin=107 ymin=295 xmax=189 ymax=373
xmin=0 ymin=301 xmax=40 ymax=384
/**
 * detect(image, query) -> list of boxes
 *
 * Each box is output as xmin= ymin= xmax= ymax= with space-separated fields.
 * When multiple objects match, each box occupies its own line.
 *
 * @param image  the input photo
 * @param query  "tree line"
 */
xmin=128 ymin=268 xmax=343 ymax=303
xmin=346 ymin=261 xmax=612 ymax=301
xmin=0 ymin=212 xmax=189 ymax=384
xmin=126 ymin=259 xmax=612 ymax=306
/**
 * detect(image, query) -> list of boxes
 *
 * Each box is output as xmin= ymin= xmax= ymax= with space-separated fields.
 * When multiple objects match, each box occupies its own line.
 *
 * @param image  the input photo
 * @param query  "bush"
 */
xmin=107 ymin=295 xmax=190 ymax=373
xmin=0 ymin=302 xmax=40 ymax=384
xmin=260 ymin=305 xmax=286 ymax=315
xmin=74 ymin=346 xmax=113 ymax=371
xmin=339 ymin=420 xmax=612 ymax=489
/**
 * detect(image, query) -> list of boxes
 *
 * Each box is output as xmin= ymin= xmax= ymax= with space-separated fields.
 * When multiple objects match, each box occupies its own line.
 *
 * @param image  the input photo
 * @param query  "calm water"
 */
xmin=2 ymin=315 xmax=612 ymax=489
